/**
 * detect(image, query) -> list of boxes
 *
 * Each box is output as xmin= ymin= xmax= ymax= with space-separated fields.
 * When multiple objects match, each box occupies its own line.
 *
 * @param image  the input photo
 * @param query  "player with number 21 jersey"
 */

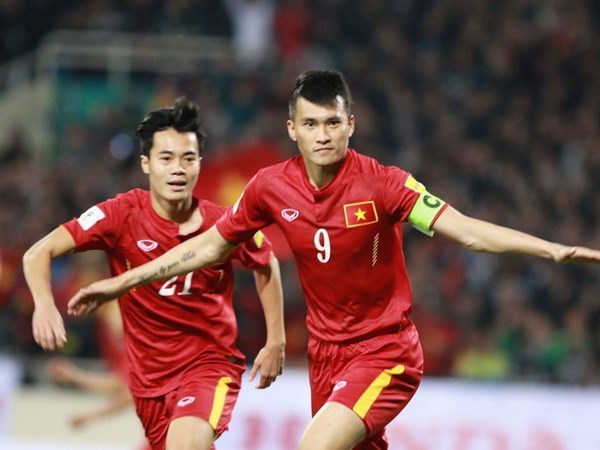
xmin=64 ymin=188 xmax=271 ymax=398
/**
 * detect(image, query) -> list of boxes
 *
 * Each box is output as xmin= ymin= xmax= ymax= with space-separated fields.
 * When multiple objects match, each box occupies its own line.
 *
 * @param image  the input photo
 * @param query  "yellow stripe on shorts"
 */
xmin=209 ymin=376 xmax=233 ymax=429
xmin=352 ymin=365 xmax=405 ymax=419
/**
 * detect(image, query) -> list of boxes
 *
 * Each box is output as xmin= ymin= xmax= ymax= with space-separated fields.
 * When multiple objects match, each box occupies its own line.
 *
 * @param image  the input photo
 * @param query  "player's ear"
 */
xmin=348 ymin=114 xmax=355 ymax=137
xmin=286 ymin=119 xmax=297 ymax=141
xmin=140 ymin=155 xmax=149 ymax=174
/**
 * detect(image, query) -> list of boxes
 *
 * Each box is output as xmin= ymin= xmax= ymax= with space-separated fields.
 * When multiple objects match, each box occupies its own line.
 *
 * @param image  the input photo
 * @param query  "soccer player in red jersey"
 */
xmin=66 ymin=71 xmax=600 ymax=450
xmin=23 ymin=97 xmax=285 ymax=450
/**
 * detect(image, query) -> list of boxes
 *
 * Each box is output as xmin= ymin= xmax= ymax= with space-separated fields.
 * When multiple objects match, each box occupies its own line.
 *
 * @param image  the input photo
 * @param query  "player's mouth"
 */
xmin=167 ymin=180 xmax=187 ymax=191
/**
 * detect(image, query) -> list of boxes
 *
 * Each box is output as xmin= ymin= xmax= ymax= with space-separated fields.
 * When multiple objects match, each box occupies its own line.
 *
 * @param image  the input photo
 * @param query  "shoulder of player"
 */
xmin=258 ymin=157 xmax=295 ymax=176
xmin=107 ymin=188 xmax=150 ymax=214
xmin=246 ymin=157 xmax=298 ymax=188
xmin=348 ymin=149 xmax=407 ymax=178
xmin=113 ymin=188 xmax=148 ymax=203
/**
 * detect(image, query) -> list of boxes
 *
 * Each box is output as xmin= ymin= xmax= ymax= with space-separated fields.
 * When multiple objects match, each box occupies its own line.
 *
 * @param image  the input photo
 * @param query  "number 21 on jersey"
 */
xmin=158 ymin=272 xmax=194 ymax=296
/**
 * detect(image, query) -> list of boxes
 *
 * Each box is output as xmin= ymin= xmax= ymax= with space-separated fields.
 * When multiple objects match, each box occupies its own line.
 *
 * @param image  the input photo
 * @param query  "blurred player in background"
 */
xmin=23 ymin=97 xmax=285 ymax=450
xmin=46 ymin=301 xmax=152 ymax=448
xmin=66 ymin=70 xmax=600 ymax=450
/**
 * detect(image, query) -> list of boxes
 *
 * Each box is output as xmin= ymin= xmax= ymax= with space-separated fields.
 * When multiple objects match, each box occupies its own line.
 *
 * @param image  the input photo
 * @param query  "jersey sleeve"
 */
xmin=231 ymin=229 xmax=272 ymax=269
xmin=62 ymin=197 xmax=125 ymax=251
xmin=383 ymin=167 xmax=448 ymax=236
xmin=216 ymin=172 xmax=274 ymax=244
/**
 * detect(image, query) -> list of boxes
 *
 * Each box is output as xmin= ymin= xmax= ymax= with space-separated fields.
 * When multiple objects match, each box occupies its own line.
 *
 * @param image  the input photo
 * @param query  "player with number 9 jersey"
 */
xmin=217 ymin=149 xmax=447 ymax=343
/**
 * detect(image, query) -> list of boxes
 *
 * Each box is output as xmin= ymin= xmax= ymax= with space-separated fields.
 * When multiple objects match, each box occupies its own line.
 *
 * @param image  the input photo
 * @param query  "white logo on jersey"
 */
xmin=77 ymin=205 xmax=106 ymax=231
xmin=281 ymin=208 xmax=299 ymax=222
xmin=333 ymin=380 xmax=347 ymax=391
xmin=177 ymin=396 xmax=196 ymax=407
xmin=137 ymin=239 xmax=158 ymax=252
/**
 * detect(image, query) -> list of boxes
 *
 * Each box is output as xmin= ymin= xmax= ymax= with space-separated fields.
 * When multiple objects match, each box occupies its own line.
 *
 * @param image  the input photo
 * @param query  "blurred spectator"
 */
xmin=273 ymin=0 xmax=311 ymax=61
xmin=452 ymin=328 xmax=510 ymax=381
xmin=222 ymin=0 xmax=276 ymax=69
xmin=156 ymin=0 xmax=232 ymax=37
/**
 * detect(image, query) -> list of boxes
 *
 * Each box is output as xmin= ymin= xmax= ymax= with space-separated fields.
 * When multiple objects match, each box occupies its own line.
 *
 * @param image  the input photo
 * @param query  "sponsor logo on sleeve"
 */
xmin=77 ymin=205 xmax=106 ymax=231
xmin=343 ymin=201 xmax=378 ymax=228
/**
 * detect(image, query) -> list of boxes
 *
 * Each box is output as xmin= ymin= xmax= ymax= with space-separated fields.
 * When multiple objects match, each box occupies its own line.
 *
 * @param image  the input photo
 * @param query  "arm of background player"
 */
xmin=432 ymin=205 xmax=600 ymax=263
xmin=69 ymin=384 xmax=133 ymax=429
xmin=248 ymin=251 xmax=286 ymax=389
xmin=47 ymin=356 xmax=124 ymax=393
xmin=22 ymin=226 xmax=77 ymax=351
xmin=67 ymin=225 xmax=238 ymax=316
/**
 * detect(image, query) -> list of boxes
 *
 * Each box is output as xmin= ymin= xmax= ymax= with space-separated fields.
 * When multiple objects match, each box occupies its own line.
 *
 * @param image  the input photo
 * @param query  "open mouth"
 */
xmin=167 ymin=180 xmax=187 ymax=190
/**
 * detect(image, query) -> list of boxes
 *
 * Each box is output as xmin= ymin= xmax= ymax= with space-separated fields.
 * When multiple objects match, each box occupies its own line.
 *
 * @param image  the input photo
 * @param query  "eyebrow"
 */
xmin=156 ymin=149 xmax=198 ymax=156
xmin=301 ymin=114 xmax=342 ymax=122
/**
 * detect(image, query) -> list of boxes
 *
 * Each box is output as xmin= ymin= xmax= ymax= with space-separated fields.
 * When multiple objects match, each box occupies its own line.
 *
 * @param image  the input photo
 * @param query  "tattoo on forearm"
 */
xmin=158 ymin=262 xmax=179 ymax=276
xmin=139 ymin=272 xmax=158 ymax=284
xmin=137 ymin=260 xmax=180 ymax=285
xmin=181 ymin=251 xmax=196 ymax=262
xmin=135 ymin=253 xmax=194 ymax=285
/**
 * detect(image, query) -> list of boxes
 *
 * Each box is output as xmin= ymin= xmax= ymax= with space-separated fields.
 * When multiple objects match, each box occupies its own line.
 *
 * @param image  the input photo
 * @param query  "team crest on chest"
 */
xmin=343 ymin=201 xmax=378 ymax=228
xmin=281 ymin=208 xmax=299 ymax=222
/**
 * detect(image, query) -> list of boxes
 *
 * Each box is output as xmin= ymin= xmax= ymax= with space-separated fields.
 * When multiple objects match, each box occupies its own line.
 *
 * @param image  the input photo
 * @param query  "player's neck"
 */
xmin=151 ymin=196 xmax=201 ymax=231
xmin=305 ymin=160 xmax=343 ymax=190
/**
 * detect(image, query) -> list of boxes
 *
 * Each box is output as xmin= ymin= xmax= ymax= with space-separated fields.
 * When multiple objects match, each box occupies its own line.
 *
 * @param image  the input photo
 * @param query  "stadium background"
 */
xmin=0 ymin=0 xmax=599 ymax=448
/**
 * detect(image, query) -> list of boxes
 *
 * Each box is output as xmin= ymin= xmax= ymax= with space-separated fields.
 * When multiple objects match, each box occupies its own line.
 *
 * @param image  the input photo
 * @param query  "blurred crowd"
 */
xmin=1 ymin=0 xmax=600 ymax=385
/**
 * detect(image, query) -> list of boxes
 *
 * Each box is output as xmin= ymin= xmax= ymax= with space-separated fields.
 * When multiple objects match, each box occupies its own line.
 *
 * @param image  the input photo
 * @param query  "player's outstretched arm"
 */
xmin=67 ymin=225 xmax=237 ymax=316
xmin=22 ymin=226 xmax=77 ymax=351
xmin=249 ymin=252 xmax=286 ymax=389
xmin=432 ymin=206 xmax=600 ymax=263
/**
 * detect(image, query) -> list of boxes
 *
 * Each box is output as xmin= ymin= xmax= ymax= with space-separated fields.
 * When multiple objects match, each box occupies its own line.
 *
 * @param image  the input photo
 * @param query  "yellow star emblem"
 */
xmin=354 ymin=208 xmax=367 ymax=221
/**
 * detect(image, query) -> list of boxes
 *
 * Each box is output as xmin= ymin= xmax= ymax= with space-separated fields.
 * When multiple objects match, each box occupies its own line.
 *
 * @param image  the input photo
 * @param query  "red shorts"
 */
xmin=133 ymin=358 xmax=244 ymax=450
xmin=308 ymin=322 xmax=423 ymax=449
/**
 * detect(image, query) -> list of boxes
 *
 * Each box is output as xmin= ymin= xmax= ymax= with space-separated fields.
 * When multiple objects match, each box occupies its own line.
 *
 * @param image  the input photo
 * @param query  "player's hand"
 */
xmin=248 ymin=341 xmax=285 ymax=389
xmin=70 ymin=413 xmax=91 ymax=429
xmin=555 ymin=246 xmax=600 ymax=264
xmin=67 ymin=277 xmax=125 ymax=316
xmin=32 ymin=303 xmax=67 ymax=351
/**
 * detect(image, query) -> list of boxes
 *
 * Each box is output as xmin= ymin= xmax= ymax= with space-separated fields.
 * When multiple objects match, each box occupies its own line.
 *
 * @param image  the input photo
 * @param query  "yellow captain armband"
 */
xmin=407 ymin=186 xmax=446 ymax=237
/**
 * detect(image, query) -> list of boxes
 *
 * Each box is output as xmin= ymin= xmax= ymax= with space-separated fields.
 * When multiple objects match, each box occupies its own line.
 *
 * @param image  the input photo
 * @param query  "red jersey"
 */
xmin=217 ymin=149 xmax=445 ymax=343
xmin=63 ymin=189 xmax=271 ymax=397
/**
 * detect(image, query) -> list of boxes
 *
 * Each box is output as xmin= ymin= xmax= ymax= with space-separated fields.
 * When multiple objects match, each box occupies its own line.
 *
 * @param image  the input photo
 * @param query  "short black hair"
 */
xmin=135 ymin=96 xmax=207 ymax=156
xmin=288 ymin=70 xmax=353 ymax=119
